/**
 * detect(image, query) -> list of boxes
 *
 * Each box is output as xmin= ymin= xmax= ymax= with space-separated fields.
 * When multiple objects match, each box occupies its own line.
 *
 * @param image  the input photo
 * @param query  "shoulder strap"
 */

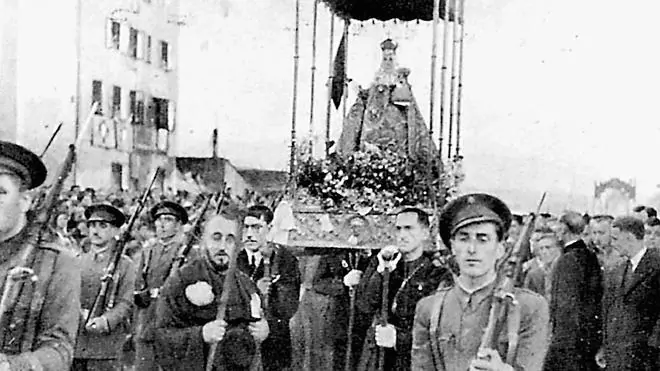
xmin=429 ymin=289 xmax=449 ymax=371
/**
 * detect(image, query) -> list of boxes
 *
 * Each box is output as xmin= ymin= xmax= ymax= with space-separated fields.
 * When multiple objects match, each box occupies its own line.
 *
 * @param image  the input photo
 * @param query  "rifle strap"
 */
xmin=21 ymin=246 xmax=57 ymax=352
xmin=429 ymin=289 xmax=448 ymax=371
xmin=505 ymin=298 xmax=522 ymax=365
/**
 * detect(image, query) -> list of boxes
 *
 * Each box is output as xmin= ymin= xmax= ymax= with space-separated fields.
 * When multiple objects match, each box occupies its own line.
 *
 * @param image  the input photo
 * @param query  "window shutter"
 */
xmin=136 ymin=31 xmax=145 ymax=60
xmin=105 ymin=19 xmax=113 ymax=48
xmin=119 ymin=23 xmax=130 ymax=54
xmin=167 ymin=100 xmax=175 ymax=131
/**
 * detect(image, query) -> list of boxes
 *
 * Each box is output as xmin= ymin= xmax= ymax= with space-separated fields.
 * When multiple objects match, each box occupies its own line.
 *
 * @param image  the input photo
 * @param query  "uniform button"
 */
xmin=8 ymin=323 xmax=16 ymax=329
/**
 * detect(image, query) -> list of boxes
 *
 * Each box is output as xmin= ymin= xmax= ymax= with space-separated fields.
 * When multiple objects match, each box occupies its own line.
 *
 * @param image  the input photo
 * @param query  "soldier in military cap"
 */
xmin=0 ymin=141 xmax=81 ymax=370
xmin=133 ymin=200 xmax=192 ymax=371
xmin=153 ymin=212 xmax=270 ymax=370
xmin=73 ymin=204 xmax=136 ymax=370
xmin=412 ymin=193 xmax=549 ymax=371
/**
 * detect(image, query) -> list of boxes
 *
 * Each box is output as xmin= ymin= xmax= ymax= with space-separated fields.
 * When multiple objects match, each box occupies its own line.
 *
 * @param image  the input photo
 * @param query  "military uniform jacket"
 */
xmin=0 ymin=227 xmax=81 ymax=370
xmin=237 ymin=244 xmax=301 ymax=370
xmin=133 ymin=234 xmax=196 ymax=342
xmin=355 ymin=254 xmax=453 ymax=371
xmin=411 ymin=282 xmax=550 ymax=371
xmin=154 ymin=255 xmax=263 ymax=370
xmin=75 ymin=241 xmax=136 ymax=359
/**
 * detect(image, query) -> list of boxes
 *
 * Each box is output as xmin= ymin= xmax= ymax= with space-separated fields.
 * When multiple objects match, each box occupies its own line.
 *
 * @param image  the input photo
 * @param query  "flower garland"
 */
xmin=296 ymin=146 xmax=457 ymax=212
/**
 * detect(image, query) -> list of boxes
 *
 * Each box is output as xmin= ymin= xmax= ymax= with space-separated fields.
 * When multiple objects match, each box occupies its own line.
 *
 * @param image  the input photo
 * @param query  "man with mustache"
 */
xmin=154 ymin=212 xmax=269 ymax=370
xmin=412 ymin=194 xmax=549 ymax=371
xmin=237 ymin=205 xmax=301 ymax=371
xmin=356 ymin=207 xmax=453 ymax=371
xmin=73 ymin=204 xmax=136 ymax=370
xmin=133 ymin=201 xmax=194 ymax=371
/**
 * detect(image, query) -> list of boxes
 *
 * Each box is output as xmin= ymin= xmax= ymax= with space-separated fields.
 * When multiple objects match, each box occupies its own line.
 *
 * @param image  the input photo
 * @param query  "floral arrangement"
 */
xmin=296 ymin=146 xmax=457 ymax=212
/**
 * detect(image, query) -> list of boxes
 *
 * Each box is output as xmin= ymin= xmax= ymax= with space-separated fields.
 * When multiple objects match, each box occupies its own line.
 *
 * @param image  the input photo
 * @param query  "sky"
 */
xmin=176 ymin=0 xmax=660 ymax=211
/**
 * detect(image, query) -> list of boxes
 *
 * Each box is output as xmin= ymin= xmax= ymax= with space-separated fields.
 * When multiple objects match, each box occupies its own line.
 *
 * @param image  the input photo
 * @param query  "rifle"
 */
xmin=168 ymin=192 xmax=218 ymax=276
xmin=478 ymin=192 xmax=546 ymax=364
xmin=85 ymin=168 xmax=162 ymax=326
xmin=0 ymin=102 xmax=97 ymax=351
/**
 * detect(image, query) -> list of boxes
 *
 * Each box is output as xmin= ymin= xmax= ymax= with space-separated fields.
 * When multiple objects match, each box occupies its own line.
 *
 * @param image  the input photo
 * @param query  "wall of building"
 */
xmin=0 ymin=0 xmax=19 ymax=141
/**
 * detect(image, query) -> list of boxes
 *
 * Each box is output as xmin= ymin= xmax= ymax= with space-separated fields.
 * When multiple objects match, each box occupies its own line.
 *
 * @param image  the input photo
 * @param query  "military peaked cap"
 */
xmin=439 ymin=193 xmax=512 ymax=248
xmin=85 ymin=204 xmax=126 ymax=227
xmin=150 ymin=201 xmax=189 ymax=224
xmin=0 ymin=141 xmax=47 ymax=189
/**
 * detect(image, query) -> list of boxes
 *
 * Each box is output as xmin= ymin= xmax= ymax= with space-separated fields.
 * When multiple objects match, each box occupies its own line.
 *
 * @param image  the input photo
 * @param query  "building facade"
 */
xmin=0 ymin=0 xmax=180 ymax=191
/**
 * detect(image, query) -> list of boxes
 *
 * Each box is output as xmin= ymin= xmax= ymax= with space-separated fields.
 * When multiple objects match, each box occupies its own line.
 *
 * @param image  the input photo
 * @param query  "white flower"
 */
xmin=185 ymin=281 xmax=214 ymax=306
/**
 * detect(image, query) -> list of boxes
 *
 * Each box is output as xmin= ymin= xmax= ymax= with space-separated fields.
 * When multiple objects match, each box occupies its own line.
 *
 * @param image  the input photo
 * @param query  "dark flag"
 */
xmin=331 ymin=32 xmax=346 ymax=109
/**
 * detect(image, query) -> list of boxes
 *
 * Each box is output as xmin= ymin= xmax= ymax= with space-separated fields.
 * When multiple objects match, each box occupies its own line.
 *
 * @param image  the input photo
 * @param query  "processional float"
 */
xmin=275 ymin=0 xmax=468 ymax=252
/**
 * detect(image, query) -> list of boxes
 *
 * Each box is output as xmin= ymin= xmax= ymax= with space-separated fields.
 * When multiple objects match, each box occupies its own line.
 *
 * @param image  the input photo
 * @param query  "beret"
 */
xmin=85 ymin=204 xmax=126 ymax=227
xmin=439 ymin=193 xmax=512 ymax=248
xmin=149 ymin=201 xmax=189 ymax=224
xmin=0 ymin=141 xmax=47 ymax=189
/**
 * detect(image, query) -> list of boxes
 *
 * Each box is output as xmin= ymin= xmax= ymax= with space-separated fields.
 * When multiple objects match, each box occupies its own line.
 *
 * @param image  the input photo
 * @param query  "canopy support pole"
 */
xmin=429 ymin=0 xmax=440 ymax=151
xmin=447 ymin=0 xmax=460 ymax=161
xmin=324 ymin=13 xmax=335 ymax=157
xmin=308 ymin=0 xmax=319 ymax=154
xmin=455 ymin=0 xmax=466 ymax=159
xmin=288 ymin=0 xmax=301 ymax=193
xmin=341 ymin=19 xmax=350 ymax=126
xmin=439 ymin=0 xmax=452 ymax=166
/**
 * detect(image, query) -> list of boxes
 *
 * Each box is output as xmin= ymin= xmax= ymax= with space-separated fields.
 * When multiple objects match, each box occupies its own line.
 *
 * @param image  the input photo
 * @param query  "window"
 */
xmin=146 ymin=35 xmax=152 ymax=63
xmin=129 ymin=28 xmax=138 ymax=58
xmin=92 ymin=80 xmax=103 ymax=115
xmin=106 ymin=20 xmax=121 ymax=49
xmin=160 ymin=41 xmax=169 ymax=69
xmin=129 ymin=90 xmax=145 ymax=124
xmin=111 ymin=86 xmax=121 ymax=117
xmin=152 ymin=97 xmax=170 ymax=130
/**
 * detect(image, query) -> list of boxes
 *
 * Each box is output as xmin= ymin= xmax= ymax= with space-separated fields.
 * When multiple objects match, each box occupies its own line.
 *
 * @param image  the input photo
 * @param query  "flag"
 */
xmin=331 ymin=32 xmax=347 ymax=109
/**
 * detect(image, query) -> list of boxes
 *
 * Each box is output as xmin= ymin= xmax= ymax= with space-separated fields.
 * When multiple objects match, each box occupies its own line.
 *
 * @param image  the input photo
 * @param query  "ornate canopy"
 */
xmin=320 ymin=0 xmax=454 ymax=22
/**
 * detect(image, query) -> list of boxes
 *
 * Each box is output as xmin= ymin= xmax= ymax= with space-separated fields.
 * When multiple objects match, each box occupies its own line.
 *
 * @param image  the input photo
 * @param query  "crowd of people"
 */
xmin=2 ymin=140 xmax=660 ymax=371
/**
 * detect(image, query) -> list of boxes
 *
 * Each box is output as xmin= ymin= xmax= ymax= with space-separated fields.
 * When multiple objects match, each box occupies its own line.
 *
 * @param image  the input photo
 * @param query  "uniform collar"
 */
xmin=455 ymin=274 xmax=497 ymax=310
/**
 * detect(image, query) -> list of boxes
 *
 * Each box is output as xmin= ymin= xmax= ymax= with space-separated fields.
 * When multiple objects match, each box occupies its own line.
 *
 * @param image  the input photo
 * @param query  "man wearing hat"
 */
xmin=133 ymin=200 xmax=193 ymax=371
xmin=153 ymin=212 xmax=270 ymax=370
xmin=412 ymin=194 xmax=549 ymax=371
xmin=355 ymin=207 xmax=453 ymax=371
xmin=73 ymin=204 xmax=136 ymax=370
xmin=0 ymin=141 xmax=81 ymax=370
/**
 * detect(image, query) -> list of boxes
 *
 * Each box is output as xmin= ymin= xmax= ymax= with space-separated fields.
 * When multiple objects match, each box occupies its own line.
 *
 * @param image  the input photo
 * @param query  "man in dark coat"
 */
xmin=597 ymin=216 xmax=660 ymax=370
xmin=355 ymin=207 xmax=453 ymax=371
xmin=133 ymin=201 xmax=192 ymax=371
xmin=545 ymin=211 xmax=603 ymax=371
xmin=73 ymin=204 xmax=136 ymax=370
xmin=313 ymin=214 xmax=374 ymax=370
xmin=0 ymin=141 xmax=81 ymax=370
xmin=237 ymin=205 xmax=301 ymax=371
xmin=154 ymin=213 xmax=269 ymax=370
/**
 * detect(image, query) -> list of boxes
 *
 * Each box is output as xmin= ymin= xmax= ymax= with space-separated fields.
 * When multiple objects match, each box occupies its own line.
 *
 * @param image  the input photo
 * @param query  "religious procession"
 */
xmin=2 ymin=0 xmax=659 ymax=370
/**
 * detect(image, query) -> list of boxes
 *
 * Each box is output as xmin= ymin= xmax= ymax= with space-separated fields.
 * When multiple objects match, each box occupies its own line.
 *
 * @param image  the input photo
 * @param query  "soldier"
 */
xmin=356 ymin=207 xmax=453 ymax=371
xmin=237 ymin=205 xmax=301 ymax=371
xmin=412 ymin=194 xmax=549 ymax=371
xmin=153 ymin=213 xmax=269 ymax=370
xmin=73 ymin=204 xmax=136 ymax=370
xmin=133 ymin=201 xmax=190 ymax=371
xmin=0 ymin=141 xmax=81 ymax=369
